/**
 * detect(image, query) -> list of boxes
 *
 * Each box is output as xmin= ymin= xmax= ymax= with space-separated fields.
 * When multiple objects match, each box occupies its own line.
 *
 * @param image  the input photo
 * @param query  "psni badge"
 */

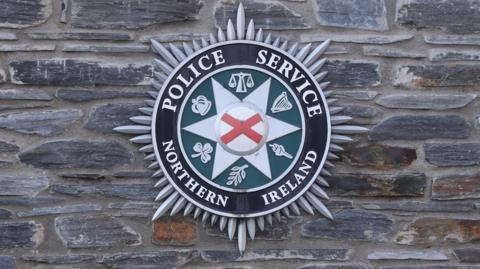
xmin=115 ymin=3 xmax=367 ymax=252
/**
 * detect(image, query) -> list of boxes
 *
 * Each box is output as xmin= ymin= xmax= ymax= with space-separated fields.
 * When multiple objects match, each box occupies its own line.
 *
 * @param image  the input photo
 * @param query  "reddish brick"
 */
xmin=153 ymin=216 xmax=197 ymax=246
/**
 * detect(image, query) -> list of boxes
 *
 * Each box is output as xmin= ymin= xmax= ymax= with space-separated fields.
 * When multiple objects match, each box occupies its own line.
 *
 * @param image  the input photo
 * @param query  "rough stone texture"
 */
xmin=0 ymin=221 xmax=44 ymax=249
xmin=0 ymin=141 xmax=19 ymax=153
xmin=56 ymin=89 xmax=146 ymax=102
xmin=0 ymin=69 xmax=5 ymax=84
xmin=22 ymin=254 xmax=96 ymax=264
xmin=432 ymin=174 xmax=480 ymax=200
xmin=369 ymin=115 xmax=470 ymax=141
xmin=0 ymin=256 xmax=15 ymax=269
xmin=376 ymin=95 xmax=476 ymax=110
xmin=153 ymin=216 xmax=197 ymax=246
xmin=340 ymin=144 xmax=417 ymax=170
xmin=0 ymin=196 xmax=63 ymax=206
xmin=27 ymin=32 xmax=134 ymax=40
xmin=430 ymin=49 xmax=480 ymax=61
xmin=395 ymin=218 xmax=480 ymax=245
xmin=0 ymin=175 xmax=49 ymax=197
xmin=17 ymin=203 xmax=102 ymax=217
xmin=363 ymin=46 xmax=425 ymax=58
xmin=301 ymin=34 xmax=414 ymax=44
xmin=341 ymin=104 xmax=377 ymax=118
xmin=327 ymin=173 xmax=426 ymax=197
xmin=361 ymin=201 xmax=476 ymax=213
xmin=85 ymin=103 xmax=143 ymax=133
xmin=425 ymin=143 xmax=480 ymax=167
xmin=9 ymin=59 xmax=152 ymax=86
xmin=215 ymin=0 xmax=309 ymax=30
xmin=0 ymin=109 xmax=82 ymax=136
xmin=313 ymin=0 xmax=387 ymax=31
xmin=0 ymin=0 xmax=51 ymax=28
xmin=201 ymin=249 xmax=349 ymax=262
xmin=0 ymin=44 xmax=55 ymax=52
xmin=368 ymin=250 xmax=449 ymax=261
xmin=325 ymin=60 xmax=380 ymax=88
xmin=0 ymin=209 xmax=12 ymax=219
xmin=50 ymin=183 xmax=156 ymax=200
xmin=396 ymin=0 xmax=480 ymax=34
xmin=425 ymin=35 xmax=480 ymax=45
xmin=300 ymin=266 xmax=372 ymax=269
xmin=0 ymin=89 xmax=52 ymax=101
xmin=394 ymin=64 xmax=480 ymax=88
xmin=72 ymin=0 xmax=203 ymax=29
xmin=0 ymin=32 xmax=17 ymax=40
xmin=302 ymin=209 xmax=393 ymax=241
xmin=19 ymin=141 xmax=132 ymax=169
xmin=55 ymin=215 xmax=141 ymax=248
xmin=454 ymin=248 xmax=480 ymax=263
xmin=63 ymin=44 xmax=150 ymax=53
xmin=141 ymin=33 xmax=209 ymax=43
xmin=333 ymin=90 xmax=378 ymax=101
xmin=99 ymin=251 xmax=197 ymax=269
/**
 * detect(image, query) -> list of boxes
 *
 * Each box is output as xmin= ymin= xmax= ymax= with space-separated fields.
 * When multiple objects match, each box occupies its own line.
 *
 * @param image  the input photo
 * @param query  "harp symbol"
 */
xmin=271 ymin=92 xmax=293 ymax=113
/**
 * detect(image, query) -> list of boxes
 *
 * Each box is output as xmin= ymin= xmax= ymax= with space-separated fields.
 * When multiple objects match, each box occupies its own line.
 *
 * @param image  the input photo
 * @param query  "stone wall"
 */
xmin=0 ymin=0 xmax=479 ymax=268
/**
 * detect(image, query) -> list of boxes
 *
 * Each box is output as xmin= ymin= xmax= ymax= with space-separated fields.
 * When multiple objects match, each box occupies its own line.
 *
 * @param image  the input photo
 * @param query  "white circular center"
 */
xmin=216 ymin=102 xmax=268 ymax=156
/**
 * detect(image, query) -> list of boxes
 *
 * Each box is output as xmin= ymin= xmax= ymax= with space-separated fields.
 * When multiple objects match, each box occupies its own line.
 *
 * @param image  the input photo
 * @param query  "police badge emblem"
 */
xmin=115 ymin=3 xmax=367 ymax=252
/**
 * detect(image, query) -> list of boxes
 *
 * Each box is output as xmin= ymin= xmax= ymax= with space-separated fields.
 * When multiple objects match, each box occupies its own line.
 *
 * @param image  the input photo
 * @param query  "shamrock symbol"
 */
xmin=191 ymin=142 xmax=213 ymax=164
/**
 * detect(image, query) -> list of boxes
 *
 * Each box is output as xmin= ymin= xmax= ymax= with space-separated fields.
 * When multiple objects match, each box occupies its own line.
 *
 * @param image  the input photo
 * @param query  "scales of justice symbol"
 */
xmin=114 ymin=3 xmax=368 ymax=253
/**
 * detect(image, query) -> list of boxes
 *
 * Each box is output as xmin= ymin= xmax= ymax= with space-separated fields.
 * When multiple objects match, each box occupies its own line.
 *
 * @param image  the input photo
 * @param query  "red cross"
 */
xmin=220 ymin=113 xmax=263 ymax=144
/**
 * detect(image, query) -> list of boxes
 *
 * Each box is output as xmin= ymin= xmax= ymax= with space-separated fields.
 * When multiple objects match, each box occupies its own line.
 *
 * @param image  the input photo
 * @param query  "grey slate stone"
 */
xmin=341 ymin=104 xmax=377 ymax=118
xmin=99 ymin=251 xmax=197 ymax=269
xmin=0 ymin=221 xmax=44 ymax=249
xmin=325 ymin=60 xmax=380 ymax=88
xmin=0 ymin=256 xmax=15 ymax=269
xmin=0 ymin=141 xmax=19 ymax=153
xmin=432 ymin=174 xmax=480 ymax=200
xmin=396 ymin=0 xmax=480 ymax=34
xmin=141 ymin=33 xmax=209 ymax=43
xmin=313 ymin=0 xmax=387 ymax=31
xmin=394 ymin=64 xmax=480 ymax=88
xmin=71 ymin=0 xmax=203 ymax=29
xmin=332 ymin=90 xmax=378 ymax=101
xmin=301 ymin=34 xmax=414 ymax=44
xmin=0 ymin=109 xmax=82 ymax=136
xmin=425 ymin=143 xmax=480 ymax=167
xmin=376 ymin=94 xmax=476 ymax=110
xmin=0 ymin=196 xmax=63 ymax=206
xmin=215 ymin=0 xmax=309 ymax=30
xmin=0 ymin=0 xmax=51 ymax=28
xmin=0 ymin=32 xmax=17 ymax=40
xmin=454 ymin=248 xmax=480 ymax=263
xmin=22 ymin=254 xmax=96 ymax=264
xmin=302 ymin=209 xmax=393 ymax=241
xmin=56 ymin=89 xmax=147 ymax=102
xmin=299 ymin=265 xmax=372 ymax=269
xmin=0 ymin=209 xmax=12 ymax=219
xmin=425 ymin=35 xmax=480 ymax=45
xmin=0 ymin=89 xmax=52 ymax=101
xmin=0 ymin=175 xmax=49 ymax=197
xmin=368 ymin=251 xmax=449 ymax=261
xmin=383 ymin=267 xmax=480 ymax=269
xmin=59 ymin=173 xmax=106 ymax=180
xmin=0 ymin=44 xmax=55 ymax=52
xmin=55 ymin=215 xmax=141 ymax=249
xmin=112 ymin=170 xmax=153 ymax=178
xmin=27 ymin=32 xmax=134 ymax=41
xmin=85 ymin=103 xmax=143 ymax=133
xmin=63 ymin=44 xmax=150 ymax=53
xmin=369 ymin=115 xmax=470 ymax=141
xmin=0 ymin=69 xmax=5 ymax=84
xmin=50 ymin=183 xmax=156 ymax=200
xmin=363 ymin=46 xmax=425 ymax=58
xmin=16 ymin=203 xmax=102 ymax=217
xmin=9 ymin=59 xmax=152 ymax=86
xmin=19 ymin=140 xmax=132 ymax=169
xmin=430 ymin=49 xmax=480 ymax=61
xmin=361 ymin=201 xmax=476 ymax=212
xmin=328 ymin=173 xmax=426 ymax=197
xmin=201 ymin=249 xmax=349 ymax=262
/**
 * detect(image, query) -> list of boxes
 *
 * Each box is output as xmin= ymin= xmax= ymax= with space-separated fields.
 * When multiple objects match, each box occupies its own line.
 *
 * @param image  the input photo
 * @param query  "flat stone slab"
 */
xmin=0 ymin=0 xmax=51 ymax=28
xmin=425 ymin=143 xmax=480 ymax=167
xmin=0 ymin=89 xmax=52 ymax=101
xmin=432 ymin=174 xmax=480 ymax=200
xmin=55 ymin=215 xmax=141 ymax=249
xmin=394 ymin=64 xmax=480 ymax=88
xmin=425 ymin=35 xmax=480 ymax=45
xmin=364 ymin=46 xmax=425 ymax=58
xmin=313 ymin=0 xmax=387 ymax=31
xmin=301 ymin=34 xmax=414 ymax=44
xmin=454 ymin=248 xmax=480 ymax=263
xmin=361 ymin=201 xmax=476 ymax=212
xmin=302 ymin=209 xmax=393 ymax=241
xmin=0 ymin=221 xmax=44 ymax=249
xmin=325 ymin=60 xmax=380 ymax=88
xmin=430 ymin=49 xmax=480 ymax=61
xmin=17 ymin=203 xmax=102 ymax=217
xmin=215 ymin=0 xmax=309 ymax=30
xmin=19 ymin=140 xmax=132 ymax=169
xmin=376 ymin=94 xmax=476 ymax=110
xmin=71 ymin=0 xmax=203 ymax=29
xmin=201 ymin=249 xmax=350 ymax=262
xmin=341 ymin=144 xmax=417 ymax=170
xmin=50 ymin=183 xmax=156 ymax=200
xmin=99 ymin=251 xmax=197 ymax=269
xmin=368 ymin=250 xmax=449 ymax=261
xmin=0 ymin=175 xmax=49 ymax=197
xmin=85 ymin=103 xmax=143 ymax=133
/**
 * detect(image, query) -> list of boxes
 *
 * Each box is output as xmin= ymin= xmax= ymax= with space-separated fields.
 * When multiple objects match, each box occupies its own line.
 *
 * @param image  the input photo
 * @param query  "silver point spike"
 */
xmin=332 ymin=125 xmax=369 ymax=134
xmin=130 ymin=116 xmax=152 ymax=125
xmin=152 ymin=81 xmax=163 ymax=91
xmin=280 ymin=40 xmax=288 ymax=50
xmin=281 ymin=207 xmax=290 ymax=218
xmin=217 ymin=28 xmax=226 ymax=42
xmin=315 ymin=71 xmax=328 ymax=82
xmin=289 ymin=202 xmax=301 ymax=216
xmin=329 ymin=106 xmax=344 ymax=115
xmin=209 ymin=33 xmax=217 ymax=45
xmin=228 ymin=218 xmax=237 ymax=240
xmin=331 ymin=116 xmax=352 ymax=125
xmin=247 ymin=218 xmax=256 ymax=240
xmin=201 ymin=37 xmax=209 ymax=48
xmin=264 ymin=33 xmax=272 ymax=44
xmin=154 ymin=177 xmax=168 ymax=188
xmin=317 ymin=176 xmax=330 ymax=187
xmin=255 ymin=28 xmax=263 ymax=42
xmin=153 ymin=71 xmax=167 ymax=83
xmin=170 ymin=197 xmax=186 ymax=216
xmin=202 ymin=211 xmax=210 ymax=224
xmin=329 ymin=143 xmax=344 ymax=152
xmin=192 ymin=40 xmax=201 ymax=51
xmin=183 ymin=203 xmax=194 ymax=216
xmin=295 ymin=43 xmax=311 ymax=62
xmin=147 ymin=161 xmax=159 ymax=169
xmin=265 ymin=214 xmax=273 ymax=225
xmin=154 ymin=58 xmax=173 ymax=74
xmin=238 ymin=220 xmax=247 ymax=254
xmin=183 ymin=42 xmax=194 ymax=56
xmin=305 ymin=191 xmax=333 ymax=220
xmin=151 ymin=40 xmax=179 ymax=66
xmin=130 ymin=134 xmax=152 ymax=144
xmin=236 ymin=2 xmax=245 ymax=40
xmin=272 ymin=37 xmax=281 ymax=47
xmin=320 ymin=168 xmax=332 ymax=177
xmin=211 ymin=214 xmax=218 ymax=226
xmin=311 ymin=184 xmax=329 ymax=200
xmin=319 ymin=81 xmax=331 ymax=90
xmin=147 ymin=90 xmax=158 ymax=99
xmin=256 ymin=216 xmax=265 ymax=231
xmin=327 ymin=152 xmax=339 ymax=160
xmin=114 ymin=125 xmax=150 ymax=134
xmin=144 ymin=99 xmax=155 ymax=107
xmin=303 ymin=39 xmax=331 ymax=67
xmin=152 ymin=192 xmax=179 ymax=221
xmin=144 ymin=153 xmax=155 ymax=161
xmin=246 ymin=19 xmax=255 ymax=40
xmin=227 ymin=19 xmax=236 ymax=41
xmin=139 ymin=144 xmax=154 ymax=153
xmin=298 ymin=196 xmax=315 ymax=215
xmin=193 ymin=207 xmax=202 ymax=219
xmin=288 ymin=42 xmax=299 ymax=55
xmin=155 ymin=184 xmax=173 ymax=201
xmin=309 ymin=58 xmax=327 ymax=74
xmin=169 ymin=43 xmax=186 ymax=62
xmin=331 ymin=134 xmax=354 ymax=143
xmin=274 ymin=211 xmax=281 ymax=221
xmin=219 ymin=216 xmax=228 ymax=231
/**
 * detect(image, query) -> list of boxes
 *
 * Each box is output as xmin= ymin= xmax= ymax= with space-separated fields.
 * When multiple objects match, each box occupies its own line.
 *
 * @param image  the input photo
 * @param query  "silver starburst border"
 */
xmin=114 ymin=3 xmax=368 ymax=253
